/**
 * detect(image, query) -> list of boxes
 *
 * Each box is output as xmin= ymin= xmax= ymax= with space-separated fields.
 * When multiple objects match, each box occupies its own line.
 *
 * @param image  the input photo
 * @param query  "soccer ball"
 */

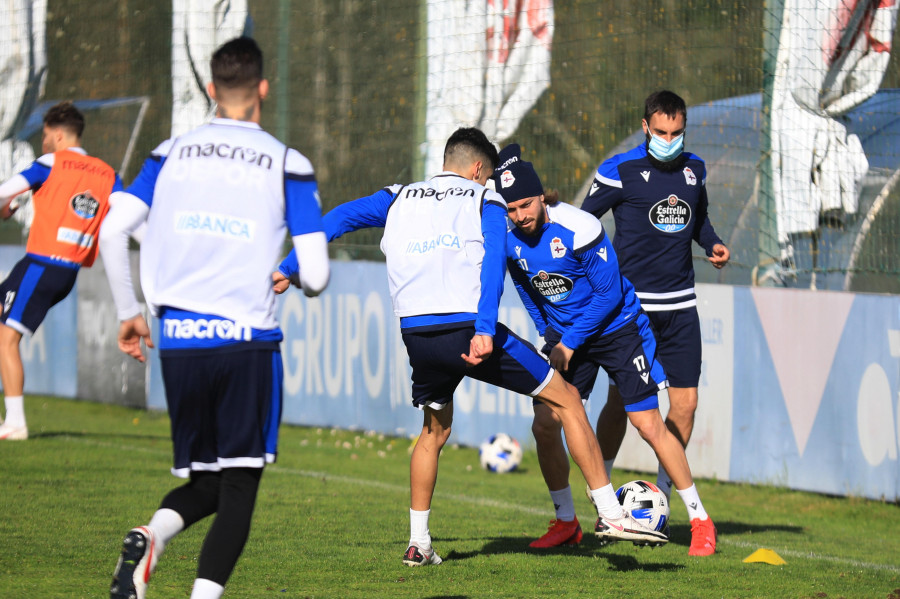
xmin=478 ymin=433 xmax=523 ymax=473
xmin=616 ymin=480 xmax=670 ymax=533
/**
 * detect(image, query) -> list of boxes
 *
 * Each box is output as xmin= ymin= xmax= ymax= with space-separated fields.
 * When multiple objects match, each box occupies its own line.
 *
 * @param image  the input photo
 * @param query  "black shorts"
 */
xmin=645 ymin=306 xmax=702 ymax=388
xmin=401 ymin=323 xmax=552 ymax=410
xmin=0 ymin=254 xmax=78 ymax=335
xmin=542 ymin=313 xmax=667 ymax=412
xmin=161 ymin=345 xmax=283 ymax=478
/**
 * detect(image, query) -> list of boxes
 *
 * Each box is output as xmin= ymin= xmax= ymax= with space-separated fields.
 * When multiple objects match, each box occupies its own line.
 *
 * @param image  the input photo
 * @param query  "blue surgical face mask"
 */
xmin=647 ymin=132 xmax=684 ymax=162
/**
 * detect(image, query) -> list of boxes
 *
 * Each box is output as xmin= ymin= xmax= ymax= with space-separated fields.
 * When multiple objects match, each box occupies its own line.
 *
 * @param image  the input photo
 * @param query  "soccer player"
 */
xmin=274 ymin=127 xmax=667 ymax=566
xmin=100 ymin=37 xmax=329 ymax=599
xmin=582 ymin=90 xmax=727 ymax=555
xmin=495 ymin=144 xmax=716 ymax=555
xmin=0 ymin=102 xmax=123 ymax=441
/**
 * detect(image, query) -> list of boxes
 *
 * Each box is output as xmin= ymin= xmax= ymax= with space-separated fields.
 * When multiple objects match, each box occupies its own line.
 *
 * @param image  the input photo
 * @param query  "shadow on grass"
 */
xmin=28 ymin=430 xmax=170 ymax=442
xmin=441 ymin=535 xmax=682 ymax=572
xmin=665 ymin=520 xmax=805 ymax=548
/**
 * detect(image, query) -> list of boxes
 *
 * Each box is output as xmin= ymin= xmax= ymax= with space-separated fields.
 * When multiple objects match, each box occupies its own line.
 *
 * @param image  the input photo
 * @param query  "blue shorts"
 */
xmin=646 ymin=306 xmax=701 ymax=388
xmin=542 ymin=314 xmax=668 ymax=412
xmin=160 ymin=345 xmax=283 ymax=478
xmin=0 ymin=254 xmax=78 ymax=335
xmin=401 ymin=323 xmax=553 ymax=410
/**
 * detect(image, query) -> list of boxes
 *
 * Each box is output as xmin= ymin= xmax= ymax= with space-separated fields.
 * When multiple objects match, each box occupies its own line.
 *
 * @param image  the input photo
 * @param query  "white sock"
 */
xmin=549 ymin=486 xmax=575 ymax=521
xmin=148 ymin=508 xmax=185 ymax=554
xmin=409 ymin=508 xmax=432 ymax=547
xmin=603 ymin=459 xmax=615 ymax=477
xmin=656 ymin=463 xmax=673 ymax=499
xmin=676 ymin=484 xmax=709 ymax=521
xmin=190 ymin=578 xmax=224 ymax=599
xmin=589 ymin=484 xmax=624 ymax=520
xmin=3 ymin=396 xmax=25 ymax=428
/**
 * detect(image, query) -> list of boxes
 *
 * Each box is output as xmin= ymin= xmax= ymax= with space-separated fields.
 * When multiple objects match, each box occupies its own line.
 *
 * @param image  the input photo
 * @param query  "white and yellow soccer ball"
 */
xmin=478 ymin=433 xmax=523 ymax=473
xmin=616 ymin=480 xmax=670 ymax=533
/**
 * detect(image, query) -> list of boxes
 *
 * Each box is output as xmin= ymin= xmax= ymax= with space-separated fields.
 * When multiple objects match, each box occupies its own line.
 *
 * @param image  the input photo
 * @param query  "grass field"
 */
xmin=2 ymin=396 xmax=899 ymax=599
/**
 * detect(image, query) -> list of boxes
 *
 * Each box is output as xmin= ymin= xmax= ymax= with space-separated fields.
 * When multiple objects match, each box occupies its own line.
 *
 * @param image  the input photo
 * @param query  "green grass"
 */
xmin=1 ymin=396 xmax=899 ymax=598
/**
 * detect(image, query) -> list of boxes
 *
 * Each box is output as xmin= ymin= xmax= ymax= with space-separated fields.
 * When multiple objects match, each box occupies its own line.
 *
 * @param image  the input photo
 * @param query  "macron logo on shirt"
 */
xmin=174 ymin=211 xmax=256 ymax=241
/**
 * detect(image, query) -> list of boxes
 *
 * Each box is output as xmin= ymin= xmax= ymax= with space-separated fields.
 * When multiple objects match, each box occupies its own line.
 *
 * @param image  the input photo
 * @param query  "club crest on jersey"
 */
xmin=530 ymin=270 xmax=574 ymax=303
xmin=549 ymin=237 xmax=567 ymax=258
xmin=649 ymin=194 xmax=691 ymax=233
xmin=70 ymin=191 xmax=100 ymax=218
xmin=500 ymin=170 xmax=516 ymax=188
xmin=683 ymin=167 xmax=697 ymax=185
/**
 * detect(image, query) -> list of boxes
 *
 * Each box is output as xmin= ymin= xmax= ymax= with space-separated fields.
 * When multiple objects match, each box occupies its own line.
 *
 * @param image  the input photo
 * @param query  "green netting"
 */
xmin=1 ymin=0 xmax=898 ymax=291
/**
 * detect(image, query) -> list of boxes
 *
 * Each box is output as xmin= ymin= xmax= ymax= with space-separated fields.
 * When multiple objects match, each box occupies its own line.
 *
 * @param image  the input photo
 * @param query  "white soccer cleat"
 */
xmin=110 ymin=526 xmax=157 ymax=599
xmin=594 ymin=512 xmax=668 ymax=547
xmin=402 ymin=542 xmax=443 ymax=566
xmin=0 ymin=423 xmax=28 ymax=440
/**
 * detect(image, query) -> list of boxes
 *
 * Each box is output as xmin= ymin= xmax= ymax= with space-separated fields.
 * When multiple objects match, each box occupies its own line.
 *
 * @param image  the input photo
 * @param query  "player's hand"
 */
xmin=118 ymin=314 xmax=154 ymax=362
xmin=1 ymin=199 xmax=19 ymax=220
xmin=462 ymin=334 xmax=493 ymax=366
xmin=549 ymin=342 xmax=574 ymax=372
xmin=709 ymin=243 xmax=730 ymax=269
xmin=272 ymin=271 xmax=291 ymax=294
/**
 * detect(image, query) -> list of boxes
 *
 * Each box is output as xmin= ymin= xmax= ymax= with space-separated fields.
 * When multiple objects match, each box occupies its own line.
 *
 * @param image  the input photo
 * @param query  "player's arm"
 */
xmin=561 ymin=233 xmax=624 ymax=352
xmin=0 ymin=155 xmax=53 ymax=219
xmin=581 ymin=159 xmax=623 ymax=219
xmin=275 ymin=187 xmax=395 ymax=291
xmin=692 ymin=183 xmax=729 ymax=269
xmin=98 ymin=148 xmax=167 ymax=361
xmin=508 ymin=259 xmax=549 ymax=336
xmin=462 ymin=195 xmax=507 ymax=366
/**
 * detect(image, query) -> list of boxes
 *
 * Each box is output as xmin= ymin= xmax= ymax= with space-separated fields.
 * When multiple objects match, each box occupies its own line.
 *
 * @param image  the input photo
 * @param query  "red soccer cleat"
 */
xmin=529 ymin=518 xmax=583 ymax=548
xmin=688 ymin=517 xmax=717 ymax=556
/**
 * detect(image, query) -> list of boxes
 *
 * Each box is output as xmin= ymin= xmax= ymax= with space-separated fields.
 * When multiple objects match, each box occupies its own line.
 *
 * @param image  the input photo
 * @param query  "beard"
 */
xmin=645 ymin=138 xmax=688 ymax=173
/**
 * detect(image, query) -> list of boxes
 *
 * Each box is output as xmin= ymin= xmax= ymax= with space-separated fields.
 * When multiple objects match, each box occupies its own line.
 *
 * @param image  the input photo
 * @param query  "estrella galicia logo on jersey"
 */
xmin=70 ymin=191 xmax=99 ymax=218
xmin=649 ymin=195 xmax=691 ymax=233
xmin=530 ymin=270 xmax=574 ymax=303
xmin=683 ymin=167 xmax=697 ymax=185
xmin=549 ymin=236 xmax=567 ymax=258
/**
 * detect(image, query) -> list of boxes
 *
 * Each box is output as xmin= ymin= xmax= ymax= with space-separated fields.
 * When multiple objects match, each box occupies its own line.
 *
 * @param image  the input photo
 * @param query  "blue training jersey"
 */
xmin=507 ymin=201 xmax=641 ymax=350
xmin=581 ymin=143 xmax=722 ymax=312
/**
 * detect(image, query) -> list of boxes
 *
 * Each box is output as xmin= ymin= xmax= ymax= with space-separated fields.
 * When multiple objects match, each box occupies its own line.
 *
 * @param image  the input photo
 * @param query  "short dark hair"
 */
xmin=443 ymin=127 xmax=499 ymax=171
xmin=210 ymin=37 xmax=263 ymax=90
xmin=43 ymin=102 xmax=85 ymax=138
xmin=643 ymin=90 xmax=687 ymax=124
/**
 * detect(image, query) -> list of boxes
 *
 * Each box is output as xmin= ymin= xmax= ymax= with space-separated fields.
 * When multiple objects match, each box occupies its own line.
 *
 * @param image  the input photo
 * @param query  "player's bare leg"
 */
xmin=626 ymin=408 xmax=691 ymax=491
xmin=530 ymin=403 xmax=583 ymax=547
xmin=532 ymin=403 xmax=570 ymax=492
xmin=534 ymin=372 xmax=607 ymax=489
xmin=664 ymin=386 xmax=698 ymax=447
xmin=0 ymin=324 xmax=27 ymax=440
xmin=628 ymin=405 xmax=715 ymax=555
xmin=535 ymin=372 xmax=666 ymax=546
xmin=405 ymin=404 xmax=452 ymax=566
xmin=595 ymin=384 xmax=627 ymax=470
xmin=0 ymin=324 xmax=24 ymax=397
xmin=410 ymin=404 xmax=453 ymax=511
